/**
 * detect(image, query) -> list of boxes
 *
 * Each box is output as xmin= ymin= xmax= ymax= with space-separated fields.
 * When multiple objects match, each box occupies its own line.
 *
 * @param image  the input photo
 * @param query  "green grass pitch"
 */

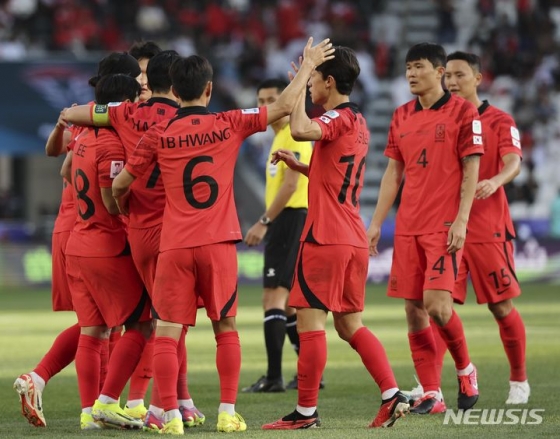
xmin=0 ymin=283 xmax=558 ymax=438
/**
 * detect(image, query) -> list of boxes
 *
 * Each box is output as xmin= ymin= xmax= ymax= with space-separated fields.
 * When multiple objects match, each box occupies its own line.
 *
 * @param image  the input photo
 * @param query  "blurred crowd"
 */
xmin=1 ymin=0 xmax=560 ymax=218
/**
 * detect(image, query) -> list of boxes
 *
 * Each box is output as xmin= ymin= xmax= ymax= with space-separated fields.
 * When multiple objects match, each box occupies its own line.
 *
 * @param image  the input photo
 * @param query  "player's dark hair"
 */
xmin=447 ymin=51 xmax=482 ymax=73
xmin=147 ymin=50 xmax=180 ymax=94
xmin=89 ymin=52 xmax=141 ymax=87
xmin=315 ymin=46 xmax=360 ymax=95
xmin=257 ymin=78 xmax=288 ymax=93
xmin=170 ymin=55 xmax=213 ymax=102
xmin=406 ymin=43 xmax=447 ymax=68
xmin=128 ymin=40 xmax=162 ymax=61
xmin=95 ymin=74 xmax=141 ymax=105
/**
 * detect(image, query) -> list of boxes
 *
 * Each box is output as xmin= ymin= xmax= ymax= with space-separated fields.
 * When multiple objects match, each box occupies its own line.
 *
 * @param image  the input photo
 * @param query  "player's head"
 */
xmin=129 ymin=41 xmax=163 ymax=101
xmin=147 ymin=50 xmax=181 ymax=94
xmin=170 ymin=55 xmax=213 ymax=105
xmin=405 ymin=43 xmax=446 ymax=96
xmin=94 ymin=74 xmax=142 ymax=105
xmin=445 ymin=51 xmax=482 ymax=101
xmin=310 ymin=46 xmax=359 ymax=104
xmin=256 ymin=78 xmax=288 ymax=105
xmin=89 ymin=52 xmax=141 ymax=88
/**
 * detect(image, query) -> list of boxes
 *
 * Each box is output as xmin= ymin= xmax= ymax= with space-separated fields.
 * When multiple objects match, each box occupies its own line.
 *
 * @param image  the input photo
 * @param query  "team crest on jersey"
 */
xmin=435 ymin=124 xmax=445 ymax=142
xmin=241 ymin=108 xmax=259 ymax=114
xmin=110 ymin=161 xmax=124 ymax=178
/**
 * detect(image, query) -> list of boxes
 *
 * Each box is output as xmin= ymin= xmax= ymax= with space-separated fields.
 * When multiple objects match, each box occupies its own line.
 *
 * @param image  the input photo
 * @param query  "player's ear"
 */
xmin=171 ymin=85 xmax=180 ymax=100
xmin=205 ymin=81 xmax=212 ymax=97
xmin=475 ymin=72 xmax=483 ymax=87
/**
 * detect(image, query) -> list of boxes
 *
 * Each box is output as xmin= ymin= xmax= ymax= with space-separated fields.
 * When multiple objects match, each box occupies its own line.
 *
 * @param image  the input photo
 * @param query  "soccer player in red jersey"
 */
xmin=440 ymin=51 xmax=528 ymax=404
xmin=64 ymin=74 xmax=152 ymax=430
xmin=63 ymin=51 xmax=206 ymax=429
xmin=262 ymin=46 xmax=409 ymax=431
xmin=13 ymin=53 xmax=142 ymax=428
xmin=129 ymin=40 xmax=162 ymax=102
xmin=112 ymin=37 xmax=335 ymax=434
xmin=367 ymin=43 xmax=483 ymax=415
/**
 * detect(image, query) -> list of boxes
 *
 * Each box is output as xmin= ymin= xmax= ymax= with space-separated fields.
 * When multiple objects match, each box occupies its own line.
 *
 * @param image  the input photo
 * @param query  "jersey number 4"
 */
xmin=338 ymin=155 xmax=366 ymax=207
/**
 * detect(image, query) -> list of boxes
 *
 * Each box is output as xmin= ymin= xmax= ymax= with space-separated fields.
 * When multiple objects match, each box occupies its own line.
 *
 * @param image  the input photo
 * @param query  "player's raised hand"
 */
xmin=302 ymin=37 xmax=335 ymax=68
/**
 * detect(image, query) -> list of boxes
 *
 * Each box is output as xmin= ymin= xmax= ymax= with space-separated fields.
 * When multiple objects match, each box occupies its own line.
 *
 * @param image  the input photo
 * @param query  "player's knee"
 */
xmin=488 ymin=300 xmax=513 ymax=320
xmin=212 ymin=316 xmax=237 ymax=334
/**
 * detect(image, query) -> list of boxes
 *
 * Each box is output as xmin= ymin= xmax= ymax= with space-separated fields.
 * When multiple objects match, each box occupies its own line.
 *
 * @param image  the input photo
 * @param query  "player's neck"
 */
xmin=469 ymin=95 xmax=483 ymax=109
xmin=323 ymin=94 xmax=349 ymax=111
xmin=417 ymin=88 xmax=445 ymax=109
xmin=151 ymin=90 xmax=177 ymax=102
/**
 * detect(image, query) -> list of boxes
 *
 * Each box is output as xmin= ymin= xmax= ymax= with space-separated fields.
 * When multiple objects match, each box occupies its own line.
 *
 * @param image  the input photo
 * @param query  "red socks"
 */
xmin=215 ymin=331 xmax=240 ymax=404
xmin=408 ymin=327 xmax=439 ymax=393
xmin=177 ymin=328 xmax=191 ymax=400
xmin=350 ymin=326 xmax=397 ymax=392
xmin=128 ymin=332 xmax=154 ymax=400
xmin=497 ymin=308 xmax=527 ymax=381
xmin=75 ymin=334 xmax=103 ymax=409
xmin=430 ymin=319 xmax=447 ymax=379
xmin=436 ymin=310 xmax=470 ymax=370
xmin=153 ymin=336 xmax=179 ymax=411
xmin=100 ymin=329 xmax=146 ymax=400
xmin=34 ymin=323 xmax=80 ymax=384
xmin=297 ymin=330 xmax=327 ymax=408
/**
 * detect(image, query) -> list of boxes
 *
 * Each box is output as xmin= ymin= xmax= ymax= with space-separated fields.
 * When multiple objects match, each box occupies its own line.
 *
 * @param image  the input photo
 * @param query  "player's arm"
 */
xmin=62 ymin=104 xmax=113 ymax=127
xmin=266 ymin=37 xmax=334 ymax=125
xmin=46 ymin=110 xmax=72 ymax=156
xmin=101 ymin=187 xmax=120 ymax=215
xmin=476 ymin=153 xmax=521 ymax=200
xmin=448 ymin=154 xmax=480 ymax=253
xmin=244 ymin=167 xmax=300 ymax=246
xmin=289 ymin=89 xmax=322 ymax=141
xmin=367 ymin=158 xmax=404 ymax=255
xmin=60 ymin=151 xmax=73 ymax=183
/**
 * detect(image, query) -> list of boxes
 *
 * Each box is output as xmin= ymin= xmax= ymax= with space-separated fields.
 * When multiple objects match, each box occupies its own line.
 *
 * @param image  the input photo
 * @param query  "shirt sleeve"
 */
xmin=497 ymin=113 xmax=523 ymax=159
xmin=313 ymin=109 xmax=352 ymax=142
xmin=384 ymin=112 xmax=403 ymax=162
xmin=97 ymin=132 xmax=126 ymax=188
xmin=226 ymin=107 xmax=268 ymax=138
xmin=124 ymin=126 xmax=159 ymax=178
xmin=457 ymin=102 xmax=485 ymax=159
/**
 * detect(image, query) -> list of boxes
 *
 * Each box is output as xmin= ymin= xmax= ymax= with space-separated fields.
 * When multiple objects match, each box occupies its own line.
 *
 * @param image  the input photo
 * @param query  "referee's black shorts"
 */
xmin=263 ymin=208 xmax=307 ymax=290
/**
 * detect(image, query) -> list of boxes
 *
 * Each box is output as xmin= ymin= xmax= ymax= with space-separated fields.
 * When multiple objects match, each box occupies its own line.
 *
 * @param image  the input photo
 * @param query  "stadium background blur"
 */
xmin=0 ymin=0 xmax=560 ymax=287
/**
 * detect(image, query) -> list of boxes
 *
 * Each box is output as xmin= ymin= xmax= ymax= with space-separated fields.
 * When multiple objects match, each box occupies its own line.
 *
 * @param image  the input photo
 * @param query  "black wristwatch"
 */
xmin=259 ymin=215 xmax=272 ymax=226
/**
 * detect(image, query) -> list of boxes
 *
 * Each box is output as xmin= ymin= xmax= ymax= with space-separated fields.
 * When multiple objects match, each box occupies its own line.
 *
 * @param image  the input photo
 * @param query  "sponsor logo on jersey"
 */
xmin=472 ymin=120 xmax=482 ymax=134
xmin=241 ymin=108 xmax=259 ymax=114
xmin=110 ymin=161 xmax=124 ymax=178
xmin=473 ymin=135 xmax=483 ymax=145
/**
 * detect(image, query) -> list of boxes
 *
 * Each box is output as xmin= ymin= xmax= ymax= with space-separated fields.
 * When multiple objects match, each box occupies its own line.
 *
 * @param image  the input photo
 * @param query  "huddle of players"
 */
xmin=15 ymin=37 xmax=529 ymax=434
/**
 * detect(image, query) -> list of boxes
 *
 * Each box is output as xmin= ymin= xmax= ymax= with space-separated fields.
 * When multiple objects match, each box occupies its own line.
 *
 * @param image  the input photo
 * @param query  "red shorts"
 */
xmin=289 ymin=242 xmax=368 ymax=313
xmin=454 ymin=240 xmax=521 ymax=304
xmin=152 ymin=243 xmax=238 ymax=326
xmin=128 ymin=225 xmax=161 ymax=297
xmin=388 ymin=233 xmax=463 ymax=300
xmin=51 ymin=231 xmax=73 ymax=311
xmin=66 ymin=254 xmax=150 ymax=327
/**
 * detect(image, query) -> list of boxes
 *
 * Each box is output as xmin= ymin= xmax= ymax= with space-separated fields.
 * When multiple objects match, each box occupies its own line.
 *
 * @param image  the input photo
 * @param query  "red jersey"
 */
xmin=52 ymin=125 xmax=84 ymax=234
xmin=385 ymin=92 xmax=484 ymax=235
xmin=65 ymin=127 xmax=127 ymax=257
xmin=125 ymin=105 xmax=268 ymax=251
xmin=466 ymin=101 xmax=522 ymax=243
xmin=91 ymin=98 xmax=179 ymax=229
xmin=301 ymin=103 xmax=369 ymax=247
